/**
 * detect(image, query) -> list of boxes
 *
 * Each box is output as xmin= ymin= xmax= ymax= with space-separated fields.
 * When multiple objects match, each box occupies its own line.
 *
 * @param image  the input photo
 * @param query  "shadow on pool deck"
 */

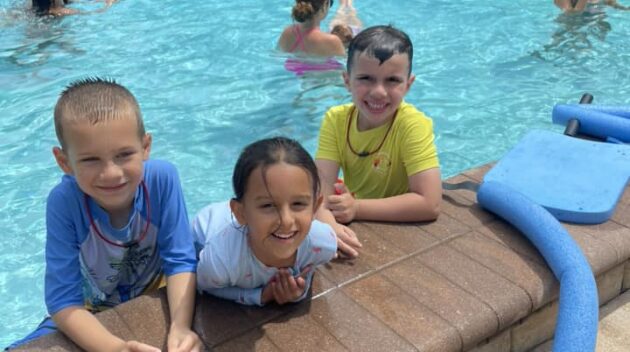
xmin=16 ymin=163 xmax=630 ymax=352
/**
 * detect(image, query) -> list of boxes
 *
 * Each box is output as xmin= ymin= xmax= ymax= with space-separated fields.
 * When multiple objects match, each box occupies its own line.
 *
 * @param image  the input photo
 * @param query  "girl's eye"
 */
xmin=260 ymin=203 xmax=275 ymax=209
xmin=388 ymin=77 xmax=403 ymax=83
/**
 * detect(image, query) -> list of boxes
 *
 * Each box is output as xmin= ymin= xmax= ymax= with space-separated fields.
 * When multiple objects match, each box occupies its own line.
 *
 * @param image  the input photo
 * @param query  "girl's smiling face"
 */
xmin=230 ymin=162 xmax=322 ymax=268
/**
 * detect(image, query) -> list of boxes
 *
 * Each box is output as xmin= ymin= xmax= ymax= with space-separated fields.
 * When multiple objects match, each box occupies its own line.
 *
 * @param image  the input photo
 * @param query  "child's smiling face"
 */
xmin=344 ymin=52 xmax=415 ymax=130
xmin=231 ymin=162 xmax=322 ymax=268
xmin=53 ymin=116 xmax=151 ymax=225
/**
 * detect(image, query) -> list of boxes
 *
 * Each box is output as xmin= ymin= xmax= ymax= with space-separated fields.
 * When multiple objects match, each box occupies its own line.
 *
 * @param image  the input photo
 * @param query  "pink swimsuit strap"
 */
xmin=288 ymin=25 xmax=314 ymax=53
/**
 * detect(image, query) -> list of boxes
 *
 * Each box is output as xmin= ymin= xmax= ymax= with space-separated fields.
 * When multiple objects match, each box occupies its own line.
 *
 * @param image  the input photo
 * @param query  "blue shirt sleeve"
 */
xmin=44 ymin=180 xmax=86 ymax=315
xmin=145 ymin=160 xmax=197 ymax=276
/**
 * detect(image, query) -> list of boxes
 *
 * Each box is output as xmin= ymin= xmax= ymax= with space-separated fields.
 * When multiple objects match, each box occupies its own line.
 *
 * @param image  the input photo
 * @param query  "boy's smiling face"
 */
xmin=53 ymin=116 xmax=151 ymax=225
xmin=343 ymin=52 xmax=415 ymax=130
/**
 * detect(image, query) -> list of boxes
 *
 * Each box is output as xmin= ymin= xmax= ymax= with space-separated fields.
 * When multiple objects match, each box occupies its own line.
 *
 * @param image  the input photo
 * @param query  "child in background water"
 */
xmin=192 ymin=137 xmax=337 ymax=306
xmin=330 ymin=0 xmax=363 ymax=48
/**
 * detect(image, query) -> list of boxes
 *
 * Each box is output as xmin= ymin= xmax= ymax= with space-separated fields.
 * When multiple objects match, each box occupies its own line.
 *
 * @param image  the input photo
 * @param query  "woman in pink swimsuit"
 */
xmin=278 ymin=0 xmax=345 ymax=58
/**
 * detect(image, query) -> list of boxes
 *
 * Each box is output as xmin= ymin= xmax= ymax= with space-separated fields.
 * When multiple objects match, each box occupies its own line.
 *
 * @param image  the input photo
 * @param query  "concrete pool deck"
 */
xmin=15 ymin=163 xmax=630 ymax=352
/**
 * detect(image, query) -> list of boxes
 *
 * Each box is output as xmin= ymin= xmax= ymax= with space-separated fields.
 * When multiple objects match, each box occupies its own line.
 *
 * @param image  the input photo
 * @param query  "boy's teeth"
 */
xmin=368 ymin=102 xmax=386 ymax=109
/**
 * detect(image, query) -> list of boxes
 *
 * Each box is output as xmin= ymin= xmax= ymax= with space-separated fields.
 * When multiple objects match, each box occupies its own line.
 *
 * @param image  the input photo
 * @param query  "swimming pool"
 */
xmin=1 ymin=0 xmax=629 ymax=345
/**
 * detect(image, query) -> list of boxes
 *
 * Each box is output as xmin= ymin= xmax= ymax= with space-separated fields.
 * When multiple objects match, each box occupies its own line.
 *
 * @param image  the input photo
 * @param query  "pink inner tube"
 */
xmin=284 ymin=57 xmax=343 ymax=76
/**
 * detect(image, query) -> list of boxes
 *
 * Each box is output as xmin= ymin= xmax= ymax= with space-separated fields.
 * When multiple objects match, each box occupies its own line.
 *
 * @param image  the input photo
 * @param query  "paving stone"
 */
xmin=476 ymin=219 xmax=549 ymax=266
xmin=596 ymin=264 xmax=624 ymax=306
xmin=113 ymin=292 xmax=169 ymax=350
xmin=441 ymin=187 xmax=495 ymax=230
xmin=566 ymin=220 xmax=630 ymax=267
xmin=213 ymin=329 xmax=281 ymax=352
xmin=450 ymin=231 xmax=557 ymax=310
xmin=343 ymin=273 xmax=461 ymax=352
xmin=381 ymin=256 xmax=497 ymax=350
xmin=510 ymin=301 xmax=558 ymax=352
xmin=308 ymin=290 xmax=417 ymax=352
xmin=416 ymin=212 xmax=472 ymax=242
xmin=417 ymin=244 xmax=531 ymax=331
xmin=462 ymin=163 xmax=495 ymax=182
xmin=624 ymin=260 xmax=630 ymax=291
xmin=194 ymin=293 xmax=282 ymax=347
xmin=562 ymin=223 xmax=621 ymax=275
xmin=262 ymin=305 xmax=347 ymax=352
xmin=467 ymin=328 xmax=510 ymax=352
xmin=13 ymin=331 xmax=80 ymax=352
xmin=351 ymin=221 xmax=439 ymax=255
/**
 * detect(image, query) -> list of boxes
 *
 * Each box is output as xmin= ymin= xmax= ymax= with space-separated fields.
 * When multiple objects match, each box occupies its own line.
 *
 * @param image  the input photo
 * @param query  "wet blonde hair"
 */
xmin=54 ymin=77 xmax=145 ymax=150
xmin=292 ymin=0 xmax=329 ymax=23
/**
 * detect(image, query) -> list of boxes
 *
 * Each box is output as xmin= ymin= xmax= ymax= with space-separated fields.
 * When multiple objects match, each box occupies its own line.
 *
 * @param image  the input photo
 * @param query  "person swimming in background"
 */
xmin=31 ymin=0 xmax=77 ymax=16
xmin=554 ymin=0 xmax=630 ymax=13
xmin=330 ymin=0 xmax=363 ymax=48
xmin=280 ymin=0 xmax=346 ymax=76
xmin=31 ymin=0 xmax=117 ymax=17
xmin=278 ymin=0 xmax=345 ymax=57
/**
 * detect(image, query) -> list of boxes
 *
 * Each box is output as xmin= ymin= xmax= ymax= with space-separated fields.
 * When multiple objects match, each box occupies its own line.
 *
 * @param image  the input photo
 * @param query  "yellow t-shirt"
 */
xmin=316 ymin=102 xmax=439 ymax=199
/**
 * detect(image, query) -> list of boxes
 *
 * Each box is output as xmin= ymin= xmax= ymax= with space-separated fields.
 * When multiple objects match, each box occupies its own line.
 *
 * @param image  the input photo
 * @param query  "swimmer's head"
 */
xmin=291 ymin=0 xmax=332 ymax=23
xmin=331 ymin=24 xmax=353 ymax=48
xmin=346 ymin=25 xmax=413 ymax=76
xmin=32 ymin=0 xmax=68 ymax=16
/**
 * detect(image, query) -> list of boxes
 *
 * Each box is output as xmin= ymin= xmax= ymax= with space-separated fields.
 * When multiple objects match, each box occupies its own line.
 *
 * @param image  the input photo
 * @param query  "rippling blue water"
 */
xmin=1 ymin=0 xmax=629 ymax=345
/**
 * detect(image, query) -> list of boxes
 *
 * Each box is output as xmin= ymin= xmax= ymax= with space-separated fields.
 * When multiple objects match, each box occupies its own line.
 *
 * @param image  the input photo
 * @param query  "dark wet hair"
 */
xmin=346 ymin=25 xmax=413 ymax=76
xmin=54 ymin=77 xmax=145 ymax=150
xmin=32 ymin=0 xmax=69 ymax=16
xmin=292 ymin=0 xmax=330 ymax=23
xmin=232 ymin=137 xmax=320 ymax=202
xmin=32 ymin=0 xmax=52 ymax=15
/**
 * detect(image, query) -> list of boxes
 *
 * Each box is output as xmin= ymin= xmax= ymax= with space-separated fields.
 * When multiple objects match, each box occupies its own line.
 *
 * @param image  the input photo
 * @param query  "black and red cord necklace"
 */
xmin=83 ymin=181 xmax=151 ymax=248
xmin=345 ymin=106 xmax=398 ymax=158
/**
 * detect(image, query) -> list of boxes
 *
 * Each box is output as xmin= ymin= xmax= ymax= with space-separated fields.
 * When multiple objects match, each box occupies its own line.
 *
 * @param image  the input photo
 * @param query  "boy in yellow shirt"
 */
xmin=316 ymin=25 xmax=442 ymax=258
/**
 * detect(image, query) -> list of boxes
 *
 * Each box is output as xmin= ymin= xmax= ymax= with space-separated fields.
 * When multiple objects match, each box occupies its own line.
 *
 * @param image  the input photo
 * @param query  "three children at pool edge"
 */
xmin=10 ymin=24 xmax=440 ymax=351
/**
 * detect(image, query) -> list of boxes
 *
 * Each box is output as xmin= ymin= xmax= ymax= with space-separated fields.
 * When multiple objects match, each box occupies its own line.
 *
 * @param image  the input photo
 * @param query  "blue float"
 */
xmin=552 ymin=104 xmax=630 ymax=142
xmin=449 ymin=98 xmax=630 ymax=352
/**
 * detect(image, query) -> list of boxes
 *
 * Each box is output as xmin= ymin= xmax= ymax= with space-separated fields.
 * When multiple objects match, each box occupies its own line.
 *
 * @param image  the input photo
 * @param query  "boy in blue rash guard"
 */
xmin=8 ymin=78 xmax=201 ymax=352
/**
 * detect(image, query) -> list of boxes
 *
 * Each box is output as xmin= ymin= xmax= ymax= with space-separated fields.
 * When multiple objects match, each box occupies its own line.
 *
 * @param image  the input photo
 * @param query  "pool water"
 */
xmin=1 ymin=0 xmax=629 ymax=345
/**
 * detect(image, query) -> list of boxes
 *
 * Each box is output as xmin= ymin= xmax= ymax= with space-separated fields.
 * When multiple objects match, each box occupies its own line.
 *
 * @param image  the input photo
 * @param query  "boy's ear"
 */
xmin=52 ymin=146 xmax=73 ymax=175
xmin=229 ymin=199 xmax=247 ymax=226
xmin=342 ymin=71 xmax=351 ymax=91
xmin=142 ymin=133 xmax=152 ymax=160
xmin=405 ymin=73 xmax=416 ymax=92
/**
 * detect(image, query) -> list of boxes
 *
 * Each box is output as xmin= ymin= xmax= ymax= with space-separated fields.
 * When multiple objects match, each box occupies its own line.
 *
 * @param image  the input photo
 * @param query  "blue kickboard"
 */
xmin=483 ymin=130 xmax=630 ymax=224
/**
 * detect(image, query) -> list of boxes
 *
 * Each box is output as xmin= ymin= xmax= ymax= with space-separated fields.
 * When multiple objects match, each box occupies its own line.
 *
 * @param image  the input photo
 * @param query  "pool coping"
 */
xmin=15 ymin=162 xmax=630 ymax=352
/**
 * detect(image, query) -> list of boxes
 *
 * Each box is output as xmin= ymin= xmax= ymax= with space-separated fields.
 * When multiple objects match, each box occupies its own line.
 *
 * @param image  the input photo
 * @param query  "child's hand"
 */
xmin=167 ymin=325 xmax=202 ymax=352
xmin=120 ymin=340 xmax=161 ymax=352
xmin=332 ymin=223 xmax=361 ymax=259
xmin=268 ymin=267 xmax=310 ymax=304
xmin=328 ymin=182 xmax=358 ymax=224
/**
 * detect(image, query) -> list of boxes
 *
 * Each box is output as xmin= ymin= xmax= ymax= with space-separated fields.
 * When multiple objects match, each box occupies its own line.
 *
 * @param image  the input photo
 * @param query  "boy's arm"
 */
xmin=353 ymin=168 xmax=442 ymax=222
xmin=165 ymin=272 xmax=202 ymax=351
xmin=149 ymin=161 xmax=200 ymax=350
xmin=315 ymin=159 xmax=362 ymax=258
